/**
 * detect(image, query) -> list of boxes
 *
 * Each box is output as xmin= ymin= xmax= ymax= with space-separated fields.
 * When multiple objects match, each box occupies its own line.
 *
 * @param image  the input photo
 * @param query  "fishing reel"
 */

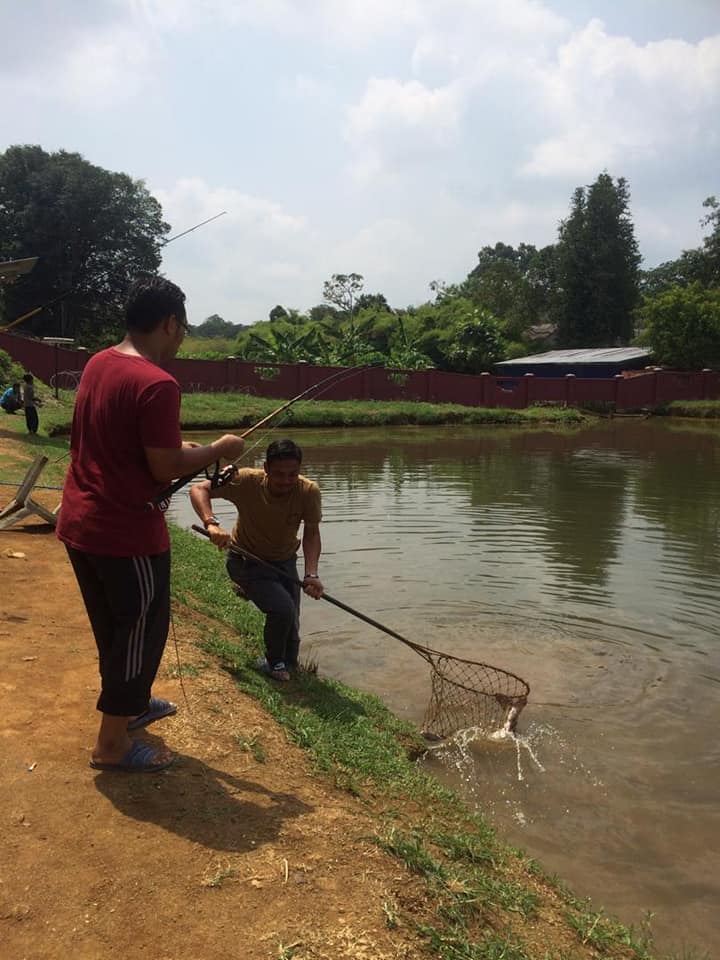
xmin=208 ymin=461 xmax=237 ymax=490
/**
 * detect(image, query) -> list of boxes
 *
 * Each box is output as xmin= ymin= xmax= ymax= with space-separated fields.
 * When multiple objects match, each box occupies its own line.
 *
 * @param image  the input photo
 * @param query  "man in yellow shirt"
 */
xmin=190 ymin=439 xmax=323 ymax=681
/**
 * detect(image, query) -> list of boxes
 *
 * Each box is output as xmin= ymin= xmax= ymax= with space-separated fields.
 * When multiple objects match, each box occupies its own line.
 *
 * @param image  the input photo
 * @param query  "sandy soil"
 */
xmin=0 ymin=497 xmax=432 ymax=960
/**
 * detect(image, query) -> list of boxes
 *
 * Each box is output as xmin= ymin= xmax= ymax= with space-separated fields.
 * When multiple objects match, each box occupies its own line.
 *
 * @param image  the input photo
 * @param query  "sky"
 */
xmin=1 ymin=0 xmax=719 ymax=326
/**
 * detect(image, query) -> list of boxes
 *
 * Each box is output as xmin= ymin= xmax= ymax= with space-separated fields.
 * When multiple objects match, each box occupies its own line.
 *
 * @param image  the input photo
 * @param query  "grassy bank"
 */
xmin=0 ymin=408 xmax=71 ymax=487
xmin=26 ymin=386 xmax=589 ymax=436
xmin=666 ymin=400 xmax=720 ymax=419
xmin=169 ymin=524 xmax=677 ymax=960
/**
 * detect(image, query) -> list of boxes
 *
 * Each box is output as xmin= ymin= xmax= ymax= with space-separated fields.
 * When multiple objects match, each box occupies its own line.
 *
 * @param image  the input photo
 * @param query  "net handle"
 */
xmin=191 ymin=525 xmax=431 ymax=657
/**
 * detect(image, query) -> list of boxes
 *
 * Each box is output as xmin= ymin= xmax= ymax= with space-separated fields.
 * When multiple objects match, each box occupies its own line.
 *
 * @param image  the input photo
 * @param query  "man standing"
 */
xmin=57 ymin=276 xmax=245 ymax=772
xmin=190 ymin=439 xmax=323 ymax=681
xmin=22 ymin=373 xmax=39 ymax=433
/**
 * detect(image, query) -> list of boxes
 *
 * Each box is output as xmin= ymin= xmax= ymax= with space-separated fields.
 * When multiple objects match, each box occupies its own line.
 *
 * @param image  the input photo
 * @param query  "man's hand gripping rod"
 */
xmin=150 ymin=364 xmax=368 ymax=509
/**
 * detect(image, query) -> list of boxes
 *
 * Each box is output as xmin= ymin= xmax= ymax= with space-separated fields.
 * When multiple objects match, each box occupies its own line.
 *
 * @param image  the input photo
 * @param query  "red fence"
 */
xmin=2 ymin=331 xmax=719 ymax=410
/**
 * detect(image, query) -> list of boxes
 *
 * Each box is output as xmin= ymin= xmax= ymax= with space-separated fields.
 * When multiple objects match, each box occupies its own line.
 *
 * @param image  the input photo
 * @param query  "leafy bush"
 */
xmin=0 ymin=348 xmax=24 ymax=388
xmin=640 ymin=283 xmax=720 ymax=368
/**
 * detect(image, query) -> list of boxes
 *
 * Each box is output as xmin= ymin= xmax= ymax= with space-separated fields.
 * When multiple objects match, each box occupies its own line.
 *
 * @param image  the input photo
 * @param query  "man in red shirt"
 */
xmin=57 ymin=276 xmax=245 ymax=773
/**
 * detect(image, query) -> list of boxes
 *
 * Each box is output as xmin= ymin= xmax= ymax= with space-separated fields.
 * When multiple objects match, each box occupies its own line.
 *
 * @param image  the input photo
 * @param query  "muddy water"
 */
xmin=172 ymin=420 xmax=720 ymax=955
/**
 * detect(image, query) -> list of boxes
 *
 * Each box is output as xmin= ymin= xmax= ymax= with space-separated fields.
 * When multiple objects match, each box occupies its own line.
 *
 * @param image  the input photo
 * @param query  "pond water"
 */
xmin=171 ymin=420 xmax=720 ymax=956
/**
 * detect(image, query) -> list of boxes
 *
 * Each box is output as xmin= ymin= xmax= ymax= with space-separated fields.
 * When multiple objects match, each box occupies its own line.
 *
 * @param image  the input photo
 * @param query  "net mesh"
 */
xmin=419 ymin=648 xmax=530 ymax=740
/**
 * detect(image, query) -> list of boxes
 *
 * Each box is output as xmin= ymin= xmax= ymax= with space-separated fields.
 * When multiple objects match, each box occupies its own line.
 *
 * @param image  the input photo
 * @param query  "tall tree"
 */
xmin=322 ymin=272 xmax=364 ymax=338
xmin=463 ymin=241 xmax=557 ymax=340
xmin=0 ymin=145 xmax=169 ymax=342
xmin=555 ymin=173 xmax=641 ymax=347
xmin=699 ymin=195 xmax=720 ymax=286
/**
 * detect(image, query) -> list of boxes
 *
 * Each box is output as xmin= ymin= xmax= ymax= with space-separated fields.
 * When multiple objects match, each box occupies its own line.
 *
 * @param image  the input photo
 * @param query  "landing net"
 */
xmin=418 ymin=645 xmax=530 ymax=740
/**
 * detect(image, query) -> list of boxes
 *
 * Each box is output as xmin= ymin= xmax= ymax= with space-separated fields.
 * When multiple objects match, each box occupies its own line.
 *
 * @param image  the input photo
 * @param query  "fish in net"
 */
xmin=416 ymin=644 xmax=529 ymax=741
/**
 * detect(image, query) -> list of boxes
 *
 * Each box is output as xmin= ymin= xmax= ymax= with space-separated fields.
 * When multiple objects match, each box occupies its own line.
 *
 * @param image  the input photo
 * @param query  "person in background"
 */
xmin=22 ymin=373 xmax=39 ymax=433
xmin=190 ymin=438 xmax=323 ymax=682
xmin=0 ymin=381 xmax=22 ymax=414
xmin=56 ymin=275 xmax=245 ymax=773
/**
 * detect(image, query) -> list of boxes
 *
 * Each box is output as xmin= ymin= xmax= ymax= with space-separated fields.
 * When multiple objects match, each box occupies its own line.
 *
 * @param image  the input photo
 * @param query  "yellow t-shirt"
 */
xmin=220 ymin=468 xmax=322 ymax=562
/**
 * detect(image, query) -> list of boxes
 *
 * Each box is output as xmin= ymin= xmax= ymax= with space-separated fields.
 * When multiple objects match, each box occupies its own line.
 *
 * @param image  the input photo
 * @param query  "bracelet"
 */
xmin=203 ymin=516 xmax=220 ymax=528
xmin=304 ymin=573 xmax=319 ymax=579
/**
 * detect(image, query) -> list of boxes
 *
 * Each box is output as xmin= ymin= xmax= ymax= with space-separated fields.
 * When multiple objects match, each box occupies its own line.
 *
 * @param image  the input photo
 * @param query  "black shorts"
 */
xmin=66 ymin=547 xmax=171 ymax=716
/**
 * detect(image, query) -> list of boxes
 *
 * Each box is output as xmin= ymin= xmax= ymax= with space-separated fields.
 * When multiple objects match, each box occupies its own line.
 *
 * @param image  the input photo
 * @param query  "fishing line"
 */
xmin=0 ymin=212 xmax=227 ymax=333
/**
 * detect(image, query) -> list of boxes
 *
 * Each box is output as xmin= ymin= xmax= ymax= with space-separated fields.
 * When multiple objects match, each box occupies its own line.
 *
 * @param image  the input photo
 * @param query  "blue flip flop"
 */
xmin=127 ymin=697 xmax=177 ymax=731
xmin=89 ymin=740 xmax=174 ymax=773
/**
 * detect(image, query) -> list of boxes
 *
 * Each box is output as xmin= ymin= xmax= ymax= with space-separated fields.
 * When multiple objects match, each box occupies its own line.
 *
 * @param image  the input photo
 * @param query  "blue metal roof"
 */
xmin=496 ymin=347 xmax=651 ymax=366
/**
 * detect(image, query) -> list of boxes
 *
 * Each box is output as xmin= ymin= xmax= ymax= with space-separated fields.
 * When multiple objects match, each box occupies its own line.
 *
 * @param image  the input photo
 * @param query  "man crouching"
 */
xmin=190 ymin=439 xmax=324 ymax=681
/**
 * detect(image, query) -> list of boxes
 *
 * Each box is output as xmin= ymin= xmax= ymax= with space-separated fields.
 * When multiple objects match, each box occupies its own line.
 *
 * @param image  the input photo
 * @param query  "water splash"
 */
xmin=428 ymin=723 xmax=545 ymax=785
xmin=490 ymin=727 xmax=546 ymax=781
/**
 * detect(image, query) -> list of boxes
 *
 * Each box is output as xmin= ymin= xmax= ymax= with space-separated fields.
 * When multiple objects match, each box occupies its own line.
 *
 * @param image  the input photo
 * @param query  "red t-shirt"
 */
xmin=56 ymin=347 xmax=182 ymax=556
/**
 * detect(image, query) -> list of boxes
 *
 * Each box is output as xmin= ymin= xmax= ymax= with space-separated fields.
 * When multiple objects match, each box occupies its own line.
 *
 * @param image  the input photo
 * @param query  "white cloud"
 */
xmin=0 ymin=2 xmax=157 ymax=106
xmin=345 ymin=78 xmax=464 ymax=180
xmin=410 ymin=0 xmax=568 ymax=77
xmin=522 ymin=20 xmax=720 ymax=177
xmin=153 ymin=177 xmax=318 ymax=323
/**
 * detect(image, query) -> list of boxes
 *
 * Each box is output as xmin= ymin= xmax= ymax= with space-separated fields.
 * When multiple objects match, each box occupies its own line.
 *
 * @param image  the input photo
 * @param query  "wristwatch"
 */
xmin=304 ymin=573 xmax=319 ymax=579
xmin=203 ymin=515 xmax=220 ymax=528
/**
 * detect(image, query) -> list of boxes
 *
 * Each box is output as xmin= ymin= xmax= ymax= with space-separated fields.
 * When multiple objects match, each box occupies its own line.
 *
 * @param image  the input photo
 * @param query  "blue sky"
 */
xmin=1 ymin=0 xmax=719 ymax=325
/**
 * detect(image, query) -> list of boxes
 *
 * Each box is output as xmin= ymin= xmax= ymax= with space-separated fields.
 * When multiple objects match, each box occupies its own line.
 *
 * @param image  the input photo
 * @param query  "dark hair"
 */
xmin=266 ymin=439 xmax=303 ymax=464
xmin=124 ymin=276 xmax=187 ymax=332
xmin=12 ymin=382 xmax=20 ymax=390
xmin=23 ymin=373 xmax=33 ymax=383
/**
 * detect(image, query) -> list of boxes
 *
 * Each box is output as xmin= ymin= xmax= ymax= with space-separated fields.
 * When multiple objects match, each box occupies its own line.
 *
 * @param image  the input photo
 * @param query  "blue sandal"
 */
xmin=89 ymin=740 xmax=174 ymax=773
xmin=127 ymin=697 xmax=177 ymax=731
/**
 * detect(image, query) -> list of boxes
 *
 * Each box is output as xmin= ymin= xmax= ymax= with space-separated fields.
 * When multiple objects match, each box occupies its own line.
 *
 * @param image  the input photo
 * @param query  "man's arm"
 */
xmin=301 ymin=521 xmax=323 ymax=598
xmin=145 ymin=434 xmax=244 ymax=484
xmin=189 ymin=478 xmax=232 ymax=549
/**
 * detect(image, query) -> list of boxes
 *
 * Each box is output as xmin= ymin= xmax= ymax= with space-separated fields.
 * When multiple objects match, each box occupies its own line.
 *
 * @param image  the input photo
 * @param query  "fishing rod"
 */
xmin=0 ymin=212 xmax=228 ymax=334
xmin=150 ymin=362 xmax=369 ymax=508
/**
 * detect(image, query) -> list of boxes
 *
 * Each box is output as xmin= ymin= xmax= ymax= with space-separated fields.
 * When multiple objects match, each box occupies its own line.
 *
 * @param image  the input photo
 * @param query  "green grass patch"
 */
xmin=666 ymin=400 xmax=720 ymax=419
xmin=39 ymin=388 xmax=589 ymax=436
xmin=0 ymin=411 xmax=71 ymax=486
xmin=233 ymin=731 xmax=267 ymax=763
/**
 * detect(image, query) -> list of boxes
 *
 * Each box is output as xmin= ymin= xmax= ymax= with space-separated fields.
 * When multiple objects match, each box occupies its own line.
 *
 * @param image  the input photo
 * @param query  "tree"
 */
xmin=699 ymin=195 xmax=720 ymax=286
xmin=268 ymin=304 xmax=288 ymax=322
xmin=356 ymin=292 xmax=391 ymax=313
xmin=640 ymin=283 xmax=720 ymax=368
xmin=308 ymin=303 xmax=341 ymax=323
xmin=322 ymin=272 xmax=364 ymax=338
xmin=463 ymin=241 xmax=557 ymax=341
xmin=190 ymin=314 xmax=246 ymax=338
xmin=445 ymin=308 xmax=506 ymax=374
xmin=555 ymin=173 xmax=641 ymax=347
xmin=0 ymin=145 xmax=169 ymax=342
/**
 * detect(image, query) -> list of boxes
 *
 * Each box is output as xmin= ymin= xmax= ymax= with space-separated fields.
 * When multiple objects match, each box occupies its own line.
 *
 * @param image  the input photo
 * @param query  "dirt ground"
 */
xmin=0 ymin=489 xmax=434 ymax=960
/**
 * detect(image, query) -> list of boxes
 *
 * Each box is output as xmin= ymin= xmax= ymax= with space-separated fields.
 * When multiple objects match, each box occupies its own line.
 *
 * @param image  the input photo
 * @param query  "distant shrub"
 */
xmin=0 ymin=348 xmax=24 ymax=387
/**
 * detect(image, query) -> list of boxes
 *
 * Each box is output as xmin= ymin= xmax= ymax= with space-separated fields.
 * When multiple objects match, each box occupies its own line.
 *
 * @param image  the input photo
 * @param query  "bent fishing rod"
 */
xmin=0 ymin=212 xmax=228 ymax=334
xmin=150 ymin=362 xmax=371 ymax=508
